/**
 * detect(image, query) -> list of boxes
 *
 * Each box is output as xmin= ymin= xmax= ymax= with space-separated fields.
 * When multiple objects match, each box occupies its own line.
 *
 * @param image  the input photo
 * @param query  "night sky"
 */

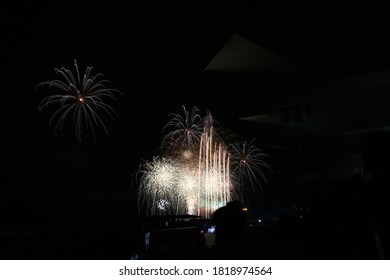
xmin=1 ymin=1 xmax=231 ymax=221
xmin=2 ymin=0 xmax=390 ymax=226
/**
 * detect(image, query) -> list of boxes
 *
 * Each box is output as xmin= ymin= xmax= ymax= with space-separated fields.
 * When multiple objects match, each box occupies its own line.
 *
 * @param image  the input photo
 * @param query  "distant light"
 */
xmin=242 ymin=208 xmax=248 ymax=211
xmin=130 ymin=254 xmax=139 ymax=260
xmin=258 ymin=219 xmax=262 ymax=223
xmin=208 ymin=225 xmax=216 ymax=233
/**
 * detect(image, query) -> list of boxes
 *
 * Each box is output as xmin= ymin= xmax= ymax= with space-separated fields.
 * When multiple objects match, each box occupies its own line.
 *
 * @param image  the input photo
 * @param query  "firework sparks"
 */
xmin=136 ymin=156 xmax=185 ymax=216
xmin=230 ymin=139 xmax=271 ymax=191
xmin=36 ymin=59 xmax=122 ymax=143
xmin=136 ymin=105 xmax=271 ymax=218
xmin=162 ymin=105 xmax=204 ymax=156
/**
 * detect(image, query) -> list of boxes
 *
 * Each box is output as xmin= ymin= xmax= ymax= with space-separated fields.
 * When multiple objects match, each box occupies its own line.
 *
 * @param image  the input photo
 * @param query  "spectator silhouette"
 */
xmin=212 ymin=200 xmax=247 ymax=259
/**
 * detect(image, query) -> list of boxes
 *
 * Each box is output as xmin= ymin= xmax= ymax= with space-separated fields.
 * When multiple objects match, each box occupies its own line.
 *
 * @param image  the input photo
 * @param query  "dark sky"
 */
xmin=1 ymin=1 xmax=240 ymax=220
xmin=2 ymin=0 xmax=390 ymax=221
xmin=2 ymin=1 xmax=235 ymax=151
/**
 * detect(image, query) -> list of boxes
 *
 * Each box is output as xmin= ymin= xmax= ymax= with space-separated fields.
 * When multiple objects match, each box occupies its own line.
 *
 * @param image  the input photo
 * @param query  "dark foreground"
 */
xmin=0 ymin=215 xmax=382 ymax=260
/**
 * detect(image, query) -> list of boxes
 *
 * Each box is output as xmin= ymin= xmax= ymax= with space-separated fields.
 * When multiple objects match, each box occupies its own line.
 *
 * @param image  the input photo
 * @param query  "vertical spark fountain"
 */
xmin=197 ymin=123 xmax=231 ymax=218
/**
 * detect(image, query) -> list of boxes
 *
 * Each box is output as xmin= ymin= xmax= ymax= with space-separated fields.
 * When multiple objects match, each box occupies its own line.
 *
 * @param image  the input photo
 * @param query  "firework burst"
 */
xmin=136 ymin=156 xmax=183 ymax=216
xmin=136 ymin=105 xmax=271 ymax=218
xmin=161 ymin=105 xmax=204 ymax=156
xmin=230 ymin=139 xmax=271 ymax=191
xmin=36 ymin=59 xmax=122 ymax=143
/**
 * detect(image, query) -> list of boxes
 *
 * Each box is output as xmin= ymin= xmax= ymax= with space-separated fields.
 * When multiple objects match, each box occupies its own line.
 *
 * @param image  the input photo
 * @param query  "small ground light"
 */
xmin=258 ymin=219 xmax=262 ymax=223
xmin=242 ymin=208 xmax=248 ymax=211
xmin=208 ymin=225 xmax=216 ymax=233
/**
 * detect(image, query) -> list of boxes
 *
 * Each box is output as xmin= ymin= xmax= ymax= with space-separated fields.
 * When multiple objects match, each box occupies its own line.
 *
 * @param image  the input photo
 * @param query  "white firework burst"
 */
xmin=36 ymin=59 xmax=122 ymax=143
xmin=136 ymin=156 xmax=180 ymax=216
